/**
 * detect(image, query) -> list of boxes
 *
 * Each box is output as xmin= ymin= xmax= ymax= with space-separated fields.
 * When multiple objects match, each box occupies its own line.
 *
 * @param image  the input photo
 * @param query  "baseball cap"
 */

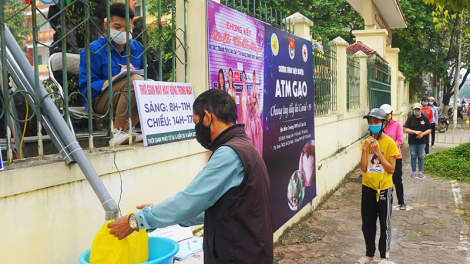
xmin=412 ymin=103 xmax=422 ymax=110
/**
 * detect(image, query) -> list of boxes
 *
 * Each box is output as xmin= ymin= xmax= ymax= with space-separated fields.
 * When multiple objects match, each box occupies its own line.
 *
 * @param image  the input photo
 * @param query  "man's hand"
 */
xmin=416 ymin=134 xmax=423 ymax=139
xmin=119 ymin=63 xmax=135 ymax=72
xmin=108 ymin=215 xmax=136 ymax=240
xmin=136 ymin=203 xmax=155 ymax=210
xmin=370 ymin=139 xmax=380 ymax=154
xmin=415 ymin=130 xmax=422 ymax=135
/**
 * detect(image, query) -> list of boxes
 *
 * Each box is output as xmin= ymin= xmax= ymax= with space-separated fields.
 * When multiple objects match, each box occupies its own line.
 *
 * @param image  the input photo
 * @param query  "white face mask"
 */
xmin=110 ymin=28 xmax=130 ymax=45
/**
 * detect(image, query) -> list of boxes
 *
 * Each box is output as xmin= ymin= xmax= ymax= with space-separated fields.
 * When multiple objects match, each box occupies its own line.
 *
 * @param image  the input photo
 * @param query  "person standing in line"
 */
xmin=420 ymin=97 xmax=433 ymax=155
xmin=404 ymin=103 xmax=432 ymax=179
xmin=380 ymin=104 xmax=406 ymax=211
xmin=428 ymin=97 xmax=439 ymax=149
xmin=356 ymin=108 xmax=399 ymax=264
xmin=467 ymin=103 xmax=470 ymax=129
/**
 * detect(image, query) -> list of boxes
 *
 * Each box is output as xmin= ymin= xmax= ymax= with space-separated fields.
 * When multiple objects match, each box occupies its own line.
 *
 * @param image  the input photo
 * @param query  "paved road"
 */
xmin=274 ymin=142 xmax=470 ymax=264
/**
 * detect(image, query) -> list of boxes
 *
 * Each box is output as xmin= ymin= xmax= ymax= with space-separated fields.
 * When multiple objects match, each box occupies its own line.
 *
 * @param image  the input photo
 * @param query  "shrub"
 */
xmin=424 ymin=143 xmax=470 ymax=181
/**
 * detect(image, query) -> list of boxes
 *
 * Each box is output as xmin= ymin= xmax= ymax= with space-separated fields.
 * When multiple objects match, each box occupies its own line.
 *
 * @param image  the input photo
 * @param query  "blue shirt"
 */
xmin=78 ymin=37 xmax=144 ymax=108
xmin=134 ymin=146 xmax=244 ymax=231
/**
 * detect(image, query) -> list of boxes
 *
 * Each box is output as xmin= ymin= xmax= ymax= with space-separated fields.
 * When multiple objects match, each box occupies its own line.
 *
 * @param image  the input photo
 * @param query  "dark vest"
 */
xmin=203 ymin=124 xmax=273 ymax=264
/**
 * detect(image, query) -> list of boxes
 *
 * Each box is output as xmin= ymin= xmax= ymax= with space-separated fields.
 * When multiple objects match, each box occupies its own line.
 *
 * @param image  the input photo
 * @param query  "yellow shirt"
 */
xmin=360 ymin=136 xmax=400 ymax=199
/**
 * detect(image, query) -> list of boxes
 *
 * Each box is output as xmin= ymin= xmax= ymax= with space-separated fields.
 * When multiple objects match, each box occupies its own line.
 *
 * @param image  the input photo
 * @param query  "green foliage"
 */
xmin=423 ymin=143 xmax=470 ymax=181
xmin=4 ymin=0 xmax=29 ymax=51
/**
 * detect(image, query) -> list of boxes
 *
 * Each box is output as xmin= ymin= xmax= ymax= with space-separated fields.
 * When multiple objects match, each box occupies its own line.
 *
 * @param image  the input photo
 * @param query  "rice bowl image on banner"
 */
xmin=299 ymin=140 xmax=316 ymax=186
xmin=287 ymin=170 xmax=305 ymax=211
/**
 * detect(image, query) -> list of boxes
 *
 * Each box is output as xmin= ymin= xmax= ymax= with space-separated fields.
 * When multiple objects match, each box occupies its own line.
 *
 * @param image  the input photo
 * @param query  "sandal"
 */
xmin=400 ymin=204 xmax=407 ymax=210
xmin=418 ymin=173 xmax=425 ymax=179
xmin=355 ymin=256 xmax=373 ymax=264
xmin=411 ymin=173 xmax=417 ymax=178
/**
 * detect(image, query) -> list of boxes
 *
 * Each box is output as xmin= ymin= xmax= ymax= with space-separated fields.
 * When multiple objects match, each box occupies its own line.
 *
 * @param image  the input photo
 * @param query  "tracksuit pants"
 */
xmin=361 ymin=185 xmax=393 ymax=259
xmin=392 ymin=159 xmax=404 ymax=205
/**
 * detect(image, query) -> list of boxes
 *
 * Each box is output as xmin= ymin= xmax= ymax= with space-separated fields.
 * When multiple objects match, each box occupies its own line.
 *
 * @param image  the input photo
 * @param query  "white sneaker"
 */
xmin=432 ymin=146 xmax=435 ymax=149
xmin=110 ymin=128 xmax=135 ymax=146
xmin=133 ymin=132 xmax=144 ymax=143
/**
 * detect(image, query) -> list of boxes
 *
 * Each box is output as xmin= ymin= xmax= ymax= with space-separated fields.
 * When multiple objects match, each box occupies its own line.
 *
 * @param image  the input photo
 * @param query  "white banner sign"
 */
xmin=134 ymin=80 xmax=196 ymax=146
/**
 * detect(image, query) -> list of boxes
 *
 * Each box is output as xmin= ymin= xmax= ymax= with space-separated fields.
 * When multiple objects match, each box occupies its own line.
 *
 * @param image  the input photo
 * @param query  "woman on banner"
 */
xmin=217 ymin=69 xmax=226 ymax=91
xmin=250 ymin=71 xmax=263 ymax=154
xmin=227 ymin=68 xmax=237 ymax=102
xmin=241 ymin=70 xmax=252 ymax=139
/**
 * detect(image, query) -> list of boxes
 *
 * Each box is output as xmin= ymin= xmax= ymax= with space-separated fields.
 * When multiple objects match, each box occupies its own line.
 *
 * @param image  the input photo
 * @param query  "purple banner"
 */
xmin=207 ymin=0 xmax=265 ymax=154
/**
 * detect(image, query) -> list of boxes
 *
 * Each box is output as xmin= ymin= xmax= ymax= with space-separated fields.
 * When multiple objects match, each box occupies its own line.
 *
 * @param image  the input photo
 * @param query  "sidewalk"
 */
xmin=274 ymin=141 xmax=470 ymax=264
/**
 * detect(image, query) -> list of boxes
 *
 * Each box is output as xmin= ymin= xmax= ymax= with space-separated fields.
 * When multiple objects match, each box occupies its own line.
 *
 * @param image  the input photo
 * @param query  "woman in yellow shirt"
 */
xmin=356 ymin=108 xmax=400 ymax=264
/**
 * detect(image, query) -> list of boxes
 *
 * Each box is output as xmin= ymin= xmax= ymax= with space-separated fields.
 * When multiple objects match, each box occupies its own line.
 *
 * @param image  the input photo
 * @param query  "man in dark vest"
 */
xmin=108 ymin=89 xmax=273 ymax=263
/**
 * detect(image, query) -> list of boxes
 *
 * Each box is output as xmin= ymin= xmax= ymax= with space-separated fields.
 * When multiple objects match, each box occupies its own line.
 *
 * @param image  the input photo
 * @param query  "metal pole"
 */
xmin=453 ymin=14 xmax=463 ymax=130
xmin=60 ymin=0 xmax=69 ymax=128
xmin=143 ymin=0 xmax=148 ymax=80
xmin=0 ymin=0 xmax=12 ymax=164
xmin=172 ymin=0 xmax=176 ymax=82
xmin=158 ymin=0 xmax=163 ymax=81
xmin=125 ymin=0 xmax=133 ymax=145
xmin=85 ymin=0 xmax=94 ymax=152
xmin=106 ymin=0 xmax=115 ymax=148
xmin=4 ymin=25 xmax=119 ymax=220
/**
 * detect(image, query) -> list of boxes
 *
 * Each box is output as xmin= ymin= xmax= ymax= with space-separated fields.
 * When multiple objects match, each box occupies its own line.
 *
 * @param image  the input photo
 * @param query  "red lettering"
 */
xmin=233 ymin=36 xmax=242 ymax=47
xmin=186 ymin=86 xmax=192 ymax=95
xmin=222 ymin=33 xmax=231 ymax=44
xmin=156 ymin=85 xmax=162 ymax=95
xmin=212 ymin=29 xmax=222 ymax=42
xmin=139 ymin=84 xmax=147 ymax=95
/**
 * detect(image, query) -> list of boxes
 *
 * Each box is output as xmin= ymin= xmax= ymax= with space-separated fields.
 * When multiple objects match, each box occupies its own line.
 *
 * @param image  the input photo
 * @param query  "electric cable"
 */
xmin=113 ymin=150 xmax=123 ymax=218
xmin=20 ymin=98 xmax=28 ymax=159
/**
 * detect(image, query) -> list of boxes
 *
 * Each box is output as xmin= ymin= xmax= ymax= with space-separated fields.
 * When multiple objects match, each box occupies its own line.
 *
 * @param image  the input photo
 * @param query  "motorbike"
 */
xmin=438 ymin=115 xmax=449 ymax=133
xmin=448 ymin=106 xmax=464 ymax=119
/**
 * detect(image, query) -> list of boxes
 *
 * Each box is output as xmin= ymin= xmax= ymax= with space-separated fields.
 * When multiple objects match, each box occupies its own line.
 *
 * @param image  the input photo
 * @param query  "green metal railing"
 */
xmin=313 ymin=41 xmax=337 ymax=116
xmin=368 ymin=56 xmax=391 ymax=109
xmin=347 ymin=52 xmax=360 ymax=111
xmin=0 ymin=0 xmax=187 ymax=163
xmin=221 ymin=0 xmax=295 ymax=33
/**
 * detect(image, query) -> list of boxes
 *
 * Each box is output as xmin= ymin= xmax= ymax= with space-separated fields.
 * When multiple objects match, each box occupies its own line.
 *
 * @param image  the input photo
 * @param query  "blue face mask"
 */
xmin=369 ymin=125 xmax=382 ymax=134
xmin=413 ymin=110 xmax=421 ymax=116
xmin=422 ymin=102 xmax=428 ymax=106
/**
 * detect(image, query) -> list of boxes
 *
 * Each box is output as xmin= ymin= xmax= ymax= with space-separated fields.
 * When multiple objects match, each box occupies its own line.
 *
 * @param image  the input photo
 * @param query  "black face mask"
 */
xmin=195 ymin=120 xmax=212 ymax=149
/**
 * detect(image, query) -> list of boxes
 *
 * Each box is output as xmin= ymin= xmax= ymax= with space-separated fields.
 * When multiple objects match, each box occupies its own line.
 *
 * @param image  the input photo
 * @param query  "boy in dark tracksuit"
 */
xmin=356 ymin=108 xmax=400 ymax=264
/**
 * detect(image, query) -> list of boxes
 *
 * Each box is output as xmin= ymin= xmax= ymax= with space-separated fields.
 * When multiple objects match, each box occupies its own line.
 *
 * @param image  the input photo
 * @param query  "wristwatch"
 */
xmin=128 ymin=213 xmax=138 ymax=230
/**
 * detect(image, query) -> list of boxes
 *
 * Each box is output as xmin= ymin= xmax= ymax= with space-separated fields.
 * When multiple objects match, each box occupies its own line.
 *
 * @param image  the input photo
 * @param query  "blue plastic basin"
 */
xmin=79 ymin=236 xmax=180 ymax=264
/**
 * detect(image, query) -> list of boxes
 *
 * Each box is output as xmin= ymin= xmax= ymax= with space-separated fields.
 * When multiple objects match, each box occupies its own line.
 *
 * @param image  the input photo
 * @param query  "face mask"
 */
xmin=413 ymin=110 xmax=421 ymax=116
xmin=110 ymin=28 xmax=129 ymax=44
xmin=429 ymin=102 xmax=433 ymax=106
xmin=422 ymin=102 xmax=428 ymax=106
xmin=195 ymin=120 xmax=212 ymax=149
xmin=369 ymin=125 xmax=382 ymax=134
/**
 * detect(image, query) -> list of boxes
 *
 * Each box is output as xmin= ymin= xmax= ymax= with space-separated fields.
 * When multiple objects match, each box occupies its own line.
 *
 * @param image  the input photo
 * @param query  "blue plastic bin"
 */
xmin=79 ymin=236 xmax=180 ymax=264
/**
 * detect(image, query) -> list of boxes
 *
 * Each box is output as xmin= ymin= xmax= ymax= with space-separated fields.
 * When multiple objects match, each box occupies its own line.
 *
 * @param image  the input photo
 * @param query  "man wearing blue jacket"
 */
xmin=79 ymin=3 xmax=144 ymax=146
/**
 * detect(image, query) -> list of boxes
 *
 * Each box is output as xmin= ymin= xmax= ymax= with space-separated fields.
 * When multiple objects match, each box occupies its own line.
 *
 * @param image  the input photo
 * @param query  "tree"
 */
xmin=4 ymin=0 xmax=29 ymax=51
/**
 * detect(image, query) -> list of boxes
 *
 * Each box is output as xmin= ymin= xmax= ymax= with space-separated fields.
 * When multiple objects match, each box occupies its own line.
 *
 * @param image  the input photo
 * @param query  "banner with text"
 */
xmin=263 ymin=24 xmax=315 ymax=230
xmin=207 ymin=0 xmax=316 ymax=231
xmin=134 ymin=80 xmax=195 ymax=146
xmin=207 ymin=0 xmax=265 ymax=155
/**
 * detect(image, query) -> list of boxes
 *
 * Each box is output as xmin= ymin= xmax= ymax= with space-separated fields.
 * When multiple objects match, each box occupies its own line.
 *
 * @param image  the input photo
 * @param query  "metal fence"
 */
xmin=368 ymin=56 xmax=391 ymax=109
xmin=0 ymin=0 xmax=187 ymax=164
xmin=347 ymin=52 xmax=360 ymax=111
xmin=313 ymin=41 xmax=337 ymax=116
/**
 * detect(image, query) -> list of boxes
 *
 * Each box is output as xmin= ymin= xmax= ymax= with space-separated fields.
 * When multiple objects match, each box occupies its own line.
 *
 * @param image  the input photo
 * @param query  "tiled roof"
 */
xmin=347 ymin=41 xmax=388 ymax=63
xmin=346 ymin=41 xmax=376 ymax=55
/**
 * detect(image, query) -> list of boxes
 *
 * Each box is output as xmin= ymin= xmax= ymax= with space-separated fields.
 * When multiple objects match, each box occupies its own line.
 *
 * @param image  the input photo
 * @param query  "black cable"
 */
xmin=113 ymin=150 xmax=123 ymax=218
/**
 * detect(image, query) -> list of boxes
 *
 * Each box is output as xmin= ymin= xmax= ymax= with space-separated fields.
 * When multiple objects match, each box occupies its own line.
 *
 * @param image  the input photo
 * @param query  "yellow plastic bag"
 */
xmin=89 ymin=214 xmax=148 ymax=264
